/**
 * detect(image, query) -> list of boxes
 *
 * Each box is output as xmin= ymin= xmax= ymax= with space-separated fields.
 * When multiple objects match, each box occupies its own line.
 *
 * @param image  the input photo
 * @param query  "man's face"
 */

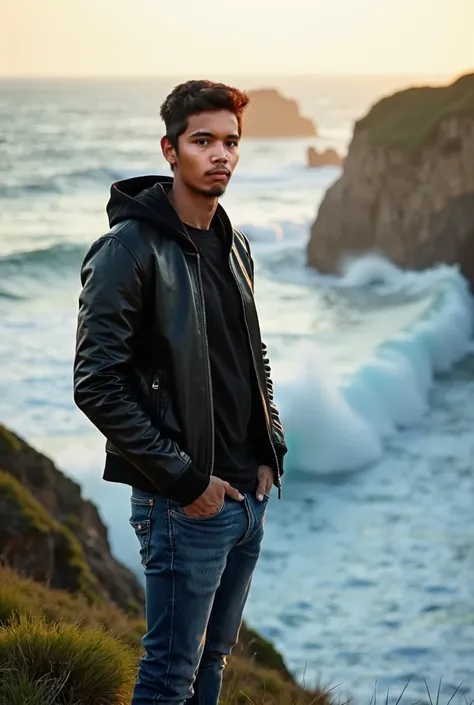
xmin=165 ymin=110 xmax=240 ymax=198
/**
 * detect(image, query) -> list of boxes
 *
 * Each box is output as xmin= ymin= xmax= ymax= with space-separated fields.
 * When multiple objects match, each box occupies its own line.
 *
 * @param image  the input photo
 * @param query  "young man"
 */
xmin=73 ymin=80 xmax=287 ymax=705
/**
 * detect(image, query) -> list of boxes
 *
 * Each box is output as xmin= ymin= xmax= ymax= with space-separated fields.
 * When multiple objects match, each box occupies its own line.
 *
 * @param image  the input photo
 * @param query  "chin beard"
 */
xmin=206 ymin=185 xmax=226 ymax=198
xmin=190 ymin=183 xmax=227 ymax=199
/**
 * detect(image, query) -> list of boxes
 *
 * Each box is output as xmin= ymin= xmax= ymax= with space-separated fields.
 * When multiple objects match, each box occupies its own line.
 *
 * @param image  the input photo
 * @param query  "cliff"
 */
xmin=307 ymin=73 xmax=474 ymax=280
xmin=0 ymin=424 xmax=331 ymax=703
xmin=245 ymin=88 xmax=317 ymax=138
xmin=0 ymin=424 xmax=143 ymax=611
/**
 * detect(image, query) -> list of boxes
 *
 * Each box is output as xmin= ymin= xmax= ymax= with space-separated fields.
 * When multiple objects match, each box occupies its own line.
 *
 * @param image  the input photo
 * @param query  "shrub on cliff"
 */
xmin=0 ymin=617 xmax=135 ymax=705
xmin=356 ymin=72 xmax=474 ymax=152
xmin=0 ymin=566 xmax=145 ymax=652
xmin=0 ymin=566 xmax=333 ymax=705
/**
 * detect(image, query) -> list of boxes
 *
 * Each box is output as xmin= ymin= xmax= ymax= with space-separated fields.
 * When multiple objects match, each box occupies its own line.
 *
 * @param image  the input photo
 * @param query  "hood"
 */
xmin=107 ymin=174 xmax=184 ymax=234
xmin=106 ymin=174 xmax=234 ymax=248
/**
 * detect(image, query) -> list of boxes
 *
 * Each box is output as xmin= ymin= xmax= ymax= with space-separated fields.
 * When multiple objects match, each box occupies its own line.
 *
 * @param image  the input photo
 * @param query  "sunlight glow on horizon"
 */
xmin=2 ymin=0 xmax=474 ymax=78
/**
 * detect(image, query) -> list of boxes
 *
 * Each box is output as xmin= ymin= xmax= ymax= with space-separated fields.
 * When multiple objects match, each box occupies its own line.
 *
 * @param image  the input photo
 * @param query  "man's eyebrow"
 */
xmin=189 ymin=130 xmax=214 ymax=138
xmin=188 ymin=130 xmax=240 ymax=139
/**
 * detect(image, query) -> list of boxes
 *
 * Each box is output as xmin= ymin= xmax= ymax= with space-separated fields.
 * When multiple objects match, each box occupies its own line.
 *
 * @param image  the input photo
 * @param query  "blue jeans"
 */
xmin=129 ymin=487 xmax=269 ymax=705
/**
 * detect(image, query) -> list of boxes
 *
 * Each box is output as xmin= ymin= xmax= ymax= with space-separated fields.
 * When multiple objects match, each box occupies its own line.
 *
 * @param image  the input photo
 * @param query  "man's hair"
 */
xmin=160 ymin=80 xmax=249 ymax=150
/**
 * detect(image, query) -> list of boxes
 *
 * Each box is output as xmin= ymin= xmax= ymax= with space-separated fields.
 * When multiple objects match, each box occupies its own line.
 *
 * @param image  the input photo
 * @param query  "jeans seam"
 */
xmin=158 ymin=500 xmax=176 ymax=702
xmin=145 ymin=500 xmax=154 ymax=566
xmin=245 ymin=517 xmax=265 ymax=546
xmin=236 ymin=496 xmax=254 ymax=546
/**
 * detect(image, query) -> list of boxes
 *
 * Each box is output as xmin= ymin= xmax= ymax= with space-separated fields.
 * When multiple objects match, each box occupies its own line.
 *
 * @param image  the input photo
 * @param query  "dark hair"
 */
xmin=160 ymin=80 xmax=249 ymax=150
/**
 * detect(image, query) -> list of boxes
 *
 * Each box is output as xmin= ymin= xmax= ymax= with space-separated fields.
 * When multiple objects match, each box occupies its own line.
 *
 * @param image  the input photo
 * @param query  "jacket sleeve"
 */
xmin=73 ymin=233 xmax=209 ymax=505
xmin=261 ymin=341 xmax=288 ymax=472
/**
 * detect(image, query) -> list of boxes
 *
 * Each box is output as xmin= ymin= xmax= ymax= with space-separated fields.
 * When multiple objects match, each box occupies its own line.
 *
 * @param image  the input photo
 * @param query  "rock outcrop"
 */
xmin=307 ymin=146 xmax=343 ymax=168
xmin=245 ymin=88 xmax=316 ymax=138
xmin=307 ymin=73 xmax=474 ymax=281
xmin=0 ymin=424 xmax=144 ymax=612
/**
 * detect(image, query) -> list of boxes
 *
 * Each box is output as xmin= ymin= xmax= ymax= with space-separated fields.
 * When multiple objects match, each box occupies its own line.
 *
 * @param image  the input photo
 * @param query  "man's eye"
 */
xmin=196 ymin=139 xmax=209 ymax=146
xmin=227 ymin=141 xmax=238 ymax=148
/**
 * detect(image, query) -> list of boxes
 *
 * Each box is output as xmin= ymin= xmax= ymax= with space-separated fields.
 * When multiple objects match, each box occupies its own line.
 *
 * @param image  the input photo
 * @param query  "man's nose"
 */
xmin=211 ymin=143 xmax=228 ymax=162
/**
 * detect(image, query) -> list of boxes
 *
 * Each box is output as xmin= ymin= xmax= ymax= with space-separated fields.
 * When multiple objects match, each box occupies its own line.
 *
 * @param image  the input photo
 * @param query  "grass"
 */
xmin=0 ymin=559 xmax=469 ymax=705
xmin=0 ymin=565 xmax=144 ymax=651
xmin=236 ymin=623 xmax=293 ymax=681
xmin=0 ymin=670 xmax=56 ymax=705
xmin=0 ymin=617 xmax=136 ymax=705
xmin=0 ymin=467 xmax=55 ymax=533
xmin=0 ymin=424 xmax=22 ymax=452
xmin=0 ymin=565 xmax=334 ymax=704
xmin=356 ymin=72 xmax=474 ymax=153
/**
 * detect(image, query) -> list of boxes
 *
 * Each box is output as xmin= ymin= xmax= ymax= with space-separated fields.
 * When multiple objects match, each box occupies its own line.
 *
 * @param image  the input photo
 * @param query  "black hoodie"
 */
xmin=74 ymin=176 xmax=286 ymax=505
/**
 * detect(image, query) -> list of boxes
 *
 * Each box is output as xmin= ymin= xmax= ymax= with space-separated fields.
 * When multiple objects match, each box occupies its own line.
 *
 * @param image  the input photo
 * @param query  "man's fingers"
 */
xmin=256 ymin=482 xmax=267 ymax=502
xmin=224 ymin=482 xmax=244 ymax=501
xmin=256 ymin=465 xmax=273 ymax=501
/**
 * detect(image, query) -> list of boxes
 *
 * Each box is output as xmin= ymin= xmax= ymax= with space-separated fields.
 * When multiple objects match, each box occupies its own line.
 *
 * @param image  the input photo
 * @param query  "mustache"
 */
xmin=205 ymin=166 xmax=231 ymax=176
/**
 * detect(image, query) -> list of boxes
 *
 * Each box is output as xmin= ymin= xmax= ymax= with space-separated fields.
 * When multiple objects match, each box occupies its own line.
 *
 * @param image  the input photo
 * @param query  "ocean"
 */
xmin=1 ymin=74 xmax=473 ymax=703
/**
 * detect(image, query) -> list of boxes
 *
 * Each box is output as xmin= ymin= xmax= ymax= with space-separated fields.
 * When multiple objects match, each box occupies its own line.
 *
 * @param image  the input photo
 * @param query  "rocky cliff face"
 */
xmin=245 ymin=88 xmax=316 ymax=138
xmin=0 ymin=424 xmax=143 ymax=612
xmin=307 ymin=74 xmax=474 ymax=281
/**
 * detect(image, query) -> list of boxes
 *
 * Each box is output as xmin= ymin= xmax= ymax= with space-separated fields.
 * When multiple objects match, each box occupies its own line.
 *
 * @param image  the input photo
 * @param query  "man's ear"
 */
xmin=161 ymin=136 xmax=177 ymax=169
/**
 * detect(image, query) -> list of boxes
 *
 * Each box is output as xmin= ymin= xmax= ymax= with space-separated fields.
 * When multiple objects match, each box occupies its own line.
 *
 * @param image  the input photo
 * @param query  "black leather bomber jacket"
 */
xmin=73 ymin=175 xmax=287 ymax=506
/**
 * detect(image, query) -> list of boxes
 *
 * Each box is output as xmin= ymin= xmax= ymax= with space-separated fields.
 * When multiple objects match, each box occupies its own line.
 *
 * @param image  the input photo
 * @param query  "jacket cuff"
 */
xmin=165 ymin=463 xmax=210 ymax=506
xmin=275 ymin=447 xmax=286 ymax=477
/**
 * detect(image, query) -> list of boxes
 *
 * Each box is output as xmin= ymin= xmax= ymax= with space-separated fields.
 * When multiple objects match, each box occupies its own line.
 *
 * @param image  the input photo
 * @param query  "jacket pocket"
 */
xmin=106 ymin=371 xmax=186 ymax=458
xmin=154 ymin=372 xmax=185 ymax=444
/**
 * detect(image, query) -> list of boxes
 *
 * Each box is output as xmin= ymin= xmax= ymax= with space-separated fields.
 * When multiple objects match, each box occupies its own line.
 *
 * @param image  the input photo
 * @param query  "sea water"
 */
xmin=1 ymin=75 xmax=472 ymax=703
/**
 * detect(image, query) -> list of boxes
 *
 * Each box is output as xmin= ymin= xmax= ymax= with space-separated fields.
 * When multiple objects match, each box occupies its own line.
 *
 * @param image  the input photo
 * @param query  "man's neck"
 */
xmin=168 ymin=179 xmax=218 ymax=230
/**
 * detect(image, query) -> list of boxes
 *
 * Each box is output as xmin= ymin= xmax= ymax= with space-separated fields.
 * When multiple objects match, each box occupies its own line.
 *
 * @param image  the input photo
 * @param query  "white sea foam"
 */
xmin=274 ymin=254 xmax=474 ymax=475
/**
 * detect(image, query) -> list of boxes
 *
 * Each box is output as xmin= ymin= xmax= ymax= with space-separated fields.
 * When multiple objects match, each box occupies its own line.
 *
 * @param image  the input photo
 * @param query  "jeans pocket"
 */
xmin=171 ymin=498 xmax=226 ymax=522
xmin=130 ymin=496 xmax=154 ymax=566
xmin=130 ymin=519 xmax=151 ymax=566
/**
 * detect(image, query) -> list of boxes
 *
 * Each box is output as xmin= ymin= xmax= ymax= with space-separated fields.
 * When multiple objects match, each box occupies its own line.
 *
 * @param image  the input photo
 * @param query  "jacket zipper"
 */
xmin=228 ymin=254 xmax=282 ymax=498
xmin=195 ymin=254 xmax=215 ymax=476
xmin=152 ymin=375 xmax=161 ymax=416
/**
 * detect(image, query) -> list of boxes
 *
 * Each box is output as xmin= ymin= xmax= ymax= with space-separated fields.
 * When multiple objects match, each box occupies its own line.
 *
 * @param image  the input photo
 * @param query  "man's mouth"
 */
xmin=207 ymin=169 xmax=230 ymax=179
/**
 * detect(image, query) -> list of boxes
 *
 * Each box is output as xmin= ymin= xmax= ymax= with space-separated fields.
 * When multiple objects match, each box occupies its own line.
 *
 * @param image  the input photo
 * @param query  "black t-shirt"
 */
xmin=185 ymin=223 xmax=258 ymax=493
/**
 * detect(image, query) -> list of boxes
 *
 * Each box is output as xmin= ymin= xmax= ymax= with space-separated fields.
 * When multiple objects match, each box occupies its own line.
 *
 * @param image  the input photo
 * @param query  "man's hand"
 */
xmin=182 ymin=476 xmax=244 ymax=517
xmin=256 ymin=465 xmax=273 ymax=501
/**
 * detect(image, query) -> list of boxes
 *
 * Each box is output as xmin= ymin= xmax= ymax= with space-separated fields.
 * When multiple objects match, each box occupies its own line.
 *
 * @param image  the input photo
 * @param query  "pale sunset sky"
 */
xmin=2 ymin=0 xmax=473 ymax=77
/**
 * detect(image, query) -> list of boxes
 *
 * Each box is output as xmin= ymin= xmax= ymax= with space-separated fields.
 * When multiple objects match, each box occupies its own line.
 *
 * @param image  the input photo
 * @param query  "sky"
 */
xmin=1 ymin=0 xmax=473 ymax=78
